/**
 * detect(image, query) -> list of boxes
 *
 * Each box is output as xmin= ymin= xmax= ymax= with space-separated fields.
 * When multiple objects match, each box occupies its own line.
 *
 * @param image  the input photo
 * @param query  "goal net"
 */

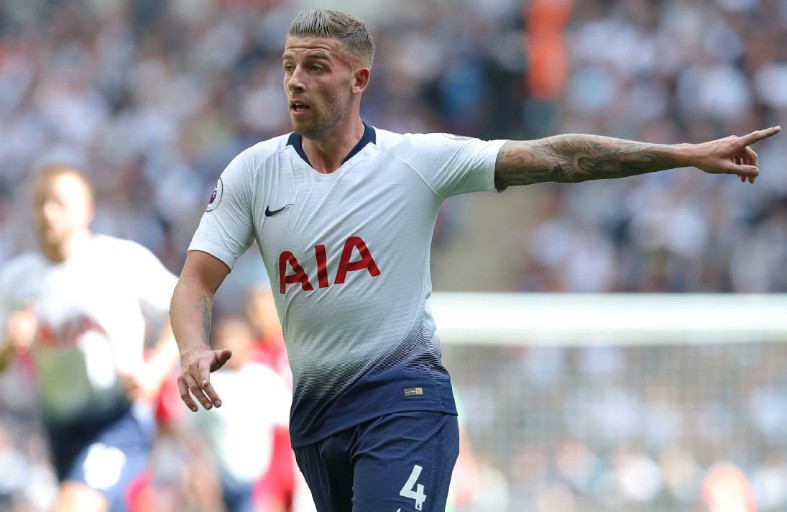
xmin=433 ymin=293 xmax=787 ymax=512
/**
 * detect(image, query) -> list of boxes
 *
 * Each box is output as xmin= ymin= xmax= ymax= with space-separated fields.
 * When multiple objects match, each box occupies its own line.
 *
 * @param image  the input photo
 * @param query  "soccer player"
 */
xmin=0 ymin=164 xmax=179 ymax=512
xmin=171 ymin=9 xmax=781 ymax=511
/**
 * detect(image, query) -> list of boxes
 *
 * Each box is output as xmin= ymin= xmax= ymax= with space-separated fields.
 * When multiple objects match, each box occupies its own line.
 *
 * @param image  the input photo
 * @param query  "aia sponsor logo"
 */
xmin=278 ymin=236 xmax=380 ymax=293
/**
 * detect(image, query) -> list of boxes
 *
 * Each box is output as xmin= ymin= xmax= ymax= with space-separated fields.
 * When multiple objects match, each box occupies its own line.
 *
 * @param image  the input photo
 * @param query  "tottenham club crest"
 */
xmin=206 ymin=178 xmax=223 ymax=212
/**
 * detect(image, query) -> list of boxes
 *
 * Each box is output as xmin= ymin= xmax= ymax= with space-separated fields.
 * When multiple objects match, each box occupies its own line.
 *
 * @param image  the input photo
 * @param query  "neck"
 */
xmin=42 ymin=230 xmax=91 ymax=263
xmin=302 ymin=117 xmax=365 ymax=174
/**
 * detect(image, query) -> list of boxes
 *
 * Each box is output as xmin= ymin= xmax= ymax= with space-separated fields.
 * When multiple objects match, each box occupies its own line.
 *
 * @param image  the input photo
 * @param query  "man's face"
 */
xmin=32 ymin=173 xmax=92 ymax=250
xmin=282 ymin=36 xmax=358 ymax=139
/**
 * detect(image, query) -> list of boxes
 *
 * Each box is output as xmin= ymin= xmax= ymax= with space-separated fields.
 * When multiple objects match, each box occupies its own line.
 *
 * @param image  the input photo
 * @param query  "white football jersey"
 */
xmin=0 ymin=234 xmax=177 ymax=424
xmin=190 ymin=125 xmax=507 ymax=446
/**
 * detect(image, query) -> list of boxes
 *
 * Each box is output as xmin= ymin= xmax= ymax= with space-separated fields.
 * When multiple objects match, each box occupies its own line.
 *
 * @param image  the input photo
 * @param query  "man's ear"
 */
xmin=352 ymin=68 xmax=370 ymax=93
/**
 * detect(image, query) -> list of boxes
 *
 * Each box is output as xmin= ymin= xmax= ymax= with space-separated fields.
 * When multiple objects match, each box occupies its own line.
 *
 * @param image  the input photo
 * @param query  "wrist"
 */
xmin=178 ymin=340 xmax=210 ymax=364
xmin=672 ymin=142 xmax=699 ymax=169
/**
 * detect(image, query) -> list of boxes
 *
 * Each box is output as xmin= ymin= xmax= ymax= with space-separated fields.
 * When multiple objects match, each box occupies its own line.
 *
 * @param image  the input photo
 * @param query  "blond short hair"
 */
xmin=287 ymin=9 xmax=375 ymax=68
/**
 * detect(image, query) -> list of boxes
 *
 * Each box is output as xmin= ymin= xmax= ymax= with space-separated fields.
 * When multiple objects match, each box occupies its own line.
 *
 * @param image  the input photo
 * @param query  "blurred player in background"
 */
xmin=171 ymin=8 xmax=781 ymax=511
xmin=0 ymin=164 xmax=179 ymax=512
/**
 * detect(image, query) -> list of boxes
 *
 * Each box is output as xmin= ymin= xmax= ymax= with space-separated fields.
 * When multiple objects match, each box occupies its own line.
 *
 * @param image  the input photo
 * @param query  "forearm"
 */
xmin=494 ymin=134 xmax=690 ymax=189
xmin=170 ymin=279 xmax=215 ymax=358
xmin=171 ymin=252 xmax=231 ymax=411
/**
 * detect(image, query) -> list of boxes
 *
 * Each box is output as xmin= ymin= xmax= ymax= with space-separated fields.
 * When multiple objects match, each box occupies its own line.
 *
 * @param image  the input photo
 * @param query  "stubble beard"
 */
xmin=292 ymin=88 xmax=351 ymax=141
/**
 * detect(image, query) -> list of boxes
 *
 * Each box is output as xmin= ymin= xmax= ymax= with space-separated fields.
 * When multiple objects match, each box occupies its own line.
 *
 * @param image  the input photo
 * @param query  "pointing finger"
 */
xmin=741 ymin=126 xmax=781 ymax=146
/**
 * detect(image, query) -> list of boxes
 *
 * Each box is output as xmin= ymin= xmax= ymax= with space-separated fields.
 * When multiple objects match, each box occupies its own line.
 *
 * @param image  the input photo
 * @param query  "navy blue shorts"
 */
xmin=294 ymin=411 xmax=459 ymax=512
xmin=46 ymin=404 xmax=154 ymax=512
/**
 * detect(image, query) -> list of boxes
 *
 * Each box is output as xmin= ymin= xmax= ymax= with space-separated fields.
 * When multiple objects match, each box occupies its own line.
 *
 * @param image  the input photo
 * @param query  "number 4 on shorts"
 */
xmin=399 ymin=464 xmax=427 ymax=510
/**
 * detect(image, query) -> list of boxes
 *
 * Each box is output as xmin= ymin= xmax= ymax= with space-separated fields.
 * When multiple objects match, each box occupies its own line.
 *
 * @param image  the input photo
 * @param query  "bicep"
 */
xmin=178 ymin=250 xmax=232 ymax=298
xmin=494 ymin=139 xmax=566 ymax=190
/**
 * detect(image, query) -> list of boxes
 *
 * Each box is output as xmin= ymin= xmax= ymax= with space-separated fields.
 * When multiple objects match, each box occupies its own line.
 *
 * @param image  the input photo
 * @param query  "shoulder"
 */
xmin=90 ymin=235 xmax=176 ymax=282
xmin=91 ymin=233 xmax=144 ymax=251
xmin=90 ymin=234 xmax=160 ymax=262
xmin=227 ymin=134 xmax=294 ymax=175
xmin=374 ymin=128 xmax=493 ymax=154
xmin=372 ymin=128 xmax=505 ymax=168
xmin=212 ymin=134 xmax=294 ymax=201
xmin=373 ymin=128 xmax=440 ymax=150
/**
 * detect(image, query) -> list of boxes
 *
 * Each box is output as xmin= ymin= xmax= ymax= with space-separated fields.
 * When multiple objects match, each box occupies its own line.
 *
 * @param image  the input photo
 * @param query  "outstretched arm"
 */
xmin=494 ymin=126 xmax=781 ymax=190
xmin=170 ymin=250 xmax=233 ymax=412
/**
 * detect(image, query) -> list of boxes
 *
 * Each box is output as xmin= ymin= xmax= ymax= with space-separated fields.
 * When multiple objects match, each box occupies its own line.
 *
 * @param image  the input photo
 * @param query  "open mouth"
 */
xmin=290 ymin=101 xmax=310 ymax=114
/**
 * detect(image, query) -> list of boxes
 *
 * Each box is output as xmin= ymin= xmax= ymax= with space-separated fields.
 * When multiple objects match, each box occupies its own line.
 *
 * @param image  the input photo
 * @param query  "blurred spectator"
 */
xmin=245 ymin=283 xmax=291 ymax=385
xmin=243 ymin=283 xmax=315 ymax=512
xmin=190 ymin=316 xmax=292 ymax=512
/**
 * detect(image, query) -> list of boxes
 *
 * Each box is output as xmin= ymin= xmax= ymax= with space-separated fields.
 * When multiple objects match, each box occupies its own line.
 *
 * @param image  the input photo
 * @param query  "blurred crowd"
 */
xmin=1 ymin=0 xmax=786 ymax=511
xmin=512 ymin=0 xmax=787 ymax=293
xmin=0 ymin=0 xmax=784 ymax=291
xmin=445 ymin=339 xmax=787 ymax=512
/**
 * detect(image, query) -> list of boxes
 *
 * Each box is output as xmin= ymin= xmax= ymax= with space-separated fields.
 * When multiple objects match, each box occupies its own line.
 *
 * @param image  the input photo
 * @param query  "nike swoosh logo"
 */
xmin=265 ymin=204 xmax=290 ymax=217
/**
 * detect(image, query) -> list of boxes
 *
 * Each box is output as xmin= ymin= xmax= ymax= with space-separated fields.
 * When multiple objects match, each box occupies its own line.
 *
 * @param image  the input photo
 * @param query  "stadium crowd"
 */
xmin=1 ymin=0 xmax=786 ymax=511
xmin=446 ymin=339 xmax=787 ymax=511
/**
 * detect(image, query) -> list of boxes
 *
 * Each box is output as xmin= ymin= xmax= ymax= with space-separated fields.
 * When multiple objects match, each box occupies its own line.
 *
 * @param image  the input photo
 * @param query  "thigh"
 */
xmin=353 ymin=412 xmax=459 ymax=512
xmin=58 ymin=408 xmax=154 ymax=512
xmin=294 ymin=431 xmax=354 ymax=512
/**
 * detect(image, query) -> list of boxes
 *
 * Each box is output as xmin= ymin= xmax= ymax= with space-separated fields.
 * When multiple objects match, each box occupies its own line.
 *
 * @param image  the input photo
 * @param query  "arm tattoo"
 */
xmin=196 ymin=296 xmax=212 ymax=344
xmin=494 ymin=134 xmax=682 ymax=189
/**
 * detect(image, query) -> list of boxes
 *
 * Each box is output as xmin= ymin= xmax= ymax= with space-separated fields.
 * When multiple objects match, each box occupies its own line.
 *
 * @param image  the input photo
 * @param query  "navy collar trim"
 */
xmin=286 ymin=123 xmax=376 ymax=167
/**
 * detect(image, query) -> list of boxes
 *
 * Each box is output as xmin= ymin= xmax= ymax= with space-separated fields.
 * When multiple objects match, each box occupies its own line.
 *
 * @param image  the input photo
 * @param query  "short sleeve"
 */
xmin=189 ymin=150 xmax=257 ymax=271
xmin=392 ymin=133 xmax=508 ymax=198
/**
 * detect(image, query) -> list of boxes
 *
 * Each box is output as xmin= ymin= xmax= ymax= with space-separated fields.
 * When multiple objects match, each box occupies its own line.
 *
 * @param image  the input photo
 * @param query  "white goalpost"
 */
xmin=431 ymin=293 xmax=787 ymax=346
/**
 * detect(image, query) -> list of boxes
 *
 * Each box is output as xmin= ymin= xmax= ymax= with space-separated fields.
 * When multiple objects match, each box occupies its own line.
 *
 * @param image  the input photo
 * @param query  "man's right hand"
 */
xmin=176 ymin=344 xmax=232 ymax=412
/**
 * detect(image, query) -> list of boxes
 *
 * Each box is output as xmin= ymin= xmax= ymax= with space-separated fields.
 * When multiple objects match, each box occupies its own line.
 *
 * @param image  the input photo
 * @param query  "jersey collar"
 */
xmin=287 ymin=122 xmax=376 ymax=168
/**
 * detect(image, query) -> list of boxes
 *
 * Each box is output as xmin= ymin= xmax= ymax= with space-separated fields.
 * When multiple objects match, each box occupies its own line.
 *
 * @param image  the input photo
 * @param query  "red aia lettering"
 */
xmin=278 ymin=236 xmax=380 ymax=293
xmin=315 ymin=244 xmax=329 ymax=288
xmin=279 ymin=251 xmax=314 ymax=294
xmin=335 ymin=236 xmax=381 ymax=284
